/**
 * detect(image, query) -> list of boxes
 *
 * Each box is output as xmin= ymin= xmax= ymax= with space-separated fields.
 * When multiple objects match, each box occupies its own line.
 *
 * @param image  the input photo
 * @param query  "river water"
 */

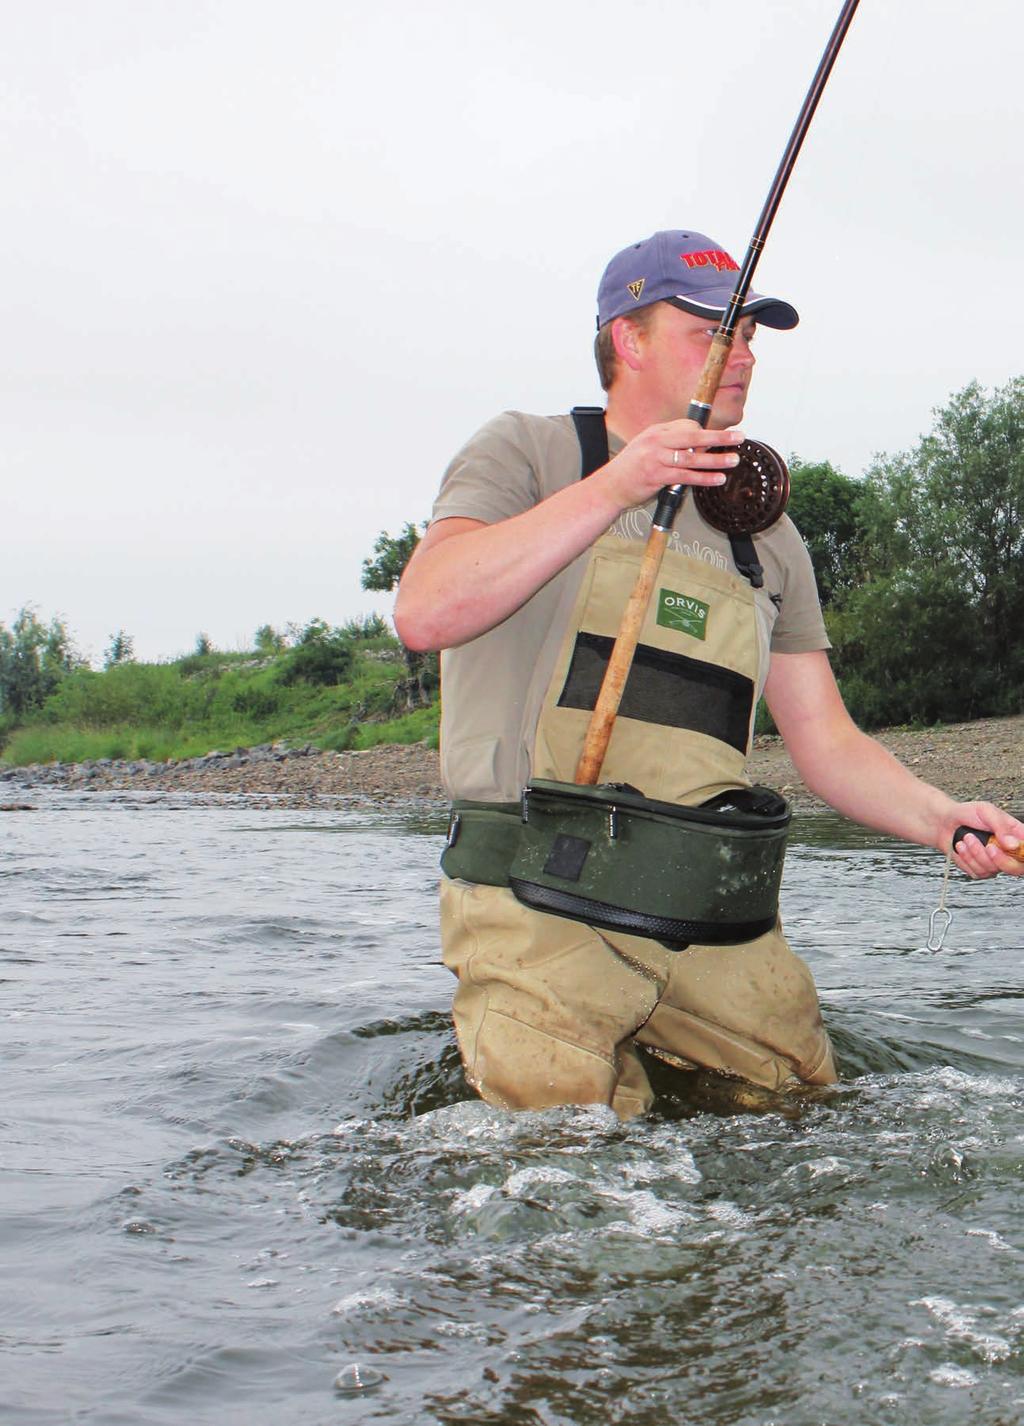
xmin=4 ymin=792 xmax=1024 ymax=1425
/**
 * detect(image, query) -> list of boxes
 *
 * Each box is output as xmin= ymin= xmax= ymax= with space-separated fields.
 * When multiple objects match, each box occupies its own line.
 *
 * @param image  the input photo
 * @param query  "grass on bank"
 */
xmin=0 ymin=628 xmax=440 ymax=767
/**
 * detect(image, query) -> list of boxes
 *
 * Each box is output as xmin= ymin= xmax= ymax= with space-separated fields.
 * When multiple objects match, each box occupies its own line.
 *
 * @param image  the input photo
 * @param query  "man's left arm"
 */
xmin=764 ymin=650 xmax=1024 ymax=880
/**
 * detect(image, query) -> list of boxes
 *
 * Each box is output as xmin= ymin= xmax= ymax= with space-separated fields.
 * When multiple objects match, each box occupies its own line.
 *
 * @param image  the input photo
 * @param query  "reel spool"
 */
xmin=693 ymin=439 xmax=790 ymax=536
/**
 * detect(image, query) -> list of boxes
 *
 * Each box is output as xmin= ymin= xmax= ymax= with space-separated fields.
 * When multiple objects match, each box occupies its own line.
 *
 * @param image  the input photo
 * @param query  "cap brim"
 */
xmin=667 ymin=293 xmax=799 ymax=331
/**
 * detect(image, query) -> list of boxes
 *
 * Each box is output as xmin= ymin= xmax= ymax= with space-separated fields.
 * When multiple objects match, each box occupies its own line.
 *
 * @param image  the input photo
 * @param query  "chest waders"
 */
xmin=442 ymin=408 xmax=790 ymax=950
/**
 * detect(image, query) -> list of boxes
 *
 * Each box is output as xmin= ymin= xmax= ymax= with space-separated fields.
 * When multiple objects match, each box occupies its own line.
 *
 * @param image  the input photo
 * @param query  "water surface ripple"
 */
xmin=4 ymin=793 xmax=1024 ymax=1424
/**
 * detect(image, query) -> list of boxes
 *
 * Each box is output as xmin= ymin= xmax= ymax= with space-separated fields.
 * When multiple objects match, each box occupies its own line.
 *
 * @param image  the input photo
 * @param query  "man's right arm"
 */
xmin=395 ymin=418 xmax=743 ymax=652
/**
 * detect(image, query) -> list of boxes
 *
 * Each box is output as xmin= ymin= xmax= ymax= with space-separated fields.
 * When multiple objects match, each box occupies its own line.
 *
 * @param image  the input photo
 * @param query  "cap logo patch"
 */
xmin=626 ymin=278 xmax=646 ymax=301
xmin=681 ymin=249 xmax=739 ymax=273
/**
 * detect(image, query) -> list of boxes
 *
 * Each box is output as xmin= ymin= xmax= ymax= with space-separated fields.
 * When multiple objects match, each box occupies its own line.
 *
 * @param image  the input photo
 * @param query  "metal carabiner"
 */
xmin=926 ymin=850 xmax=954 ymax=952
xmin=926 ymin=906 xmax=952 ymax=953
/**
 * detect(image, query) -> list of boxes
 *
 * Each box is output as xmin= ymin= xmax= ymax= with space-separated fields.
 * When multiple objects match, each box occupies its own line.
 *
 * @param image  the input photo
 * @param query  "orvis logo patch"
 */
xmin=657 ymin=588 xmax=709 ymax=640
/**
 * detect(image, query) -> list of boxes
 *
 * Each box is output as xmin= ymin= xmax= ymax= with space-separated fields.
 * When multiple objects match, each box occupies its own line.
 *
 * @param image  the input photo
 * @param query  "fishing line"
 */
xmin=575 ymin=0 xmax=861 ymax=786
xmin=926 ymin=850 xmax=954 ymax=952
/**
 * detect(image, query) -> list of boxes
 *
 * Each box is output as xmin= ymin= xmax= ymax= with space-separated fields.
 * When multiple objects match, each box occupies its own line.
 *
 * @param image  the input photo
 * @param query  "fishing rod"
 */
xmin=574 ymin=0 xmax=862 ymax=787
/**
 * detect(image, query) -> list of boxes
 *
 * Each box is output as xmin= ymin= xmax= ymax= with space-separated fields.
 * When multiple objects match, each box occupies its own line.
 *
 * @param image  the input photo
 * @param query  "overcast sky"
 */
xmin=3 ymin=0 xmax=1020 ymax=663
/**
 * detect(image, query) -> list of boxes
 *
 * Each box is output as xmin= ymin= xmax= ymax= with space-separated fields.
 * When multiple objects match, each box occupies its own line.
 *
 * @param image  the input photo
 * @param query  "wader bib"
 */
xmin=509 ymin=526 xmax=788 ymax=944
xmin=439 ymin=411 xmax=836 ymax=1115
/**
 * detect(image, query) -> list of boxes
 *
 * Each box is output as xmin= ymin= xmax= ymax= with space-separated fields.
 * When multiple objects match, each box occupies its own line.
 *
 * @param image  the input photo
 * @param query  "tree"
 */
xmin=361 ymin=522 xmax=435 ymax=709
xmin=785 ymin=457 xmax=869 ymax=605
xmin=104 ymin=630 xmax=135 ymax=668
xmin=254 ymin=623 xmax=286 ymax=655
xmin=828 ymin=565 xmax=981 ymax=726
xmin=361 ymin=522 xmax=426 ymax=592
xmin=0 ymin=607 xmax=78 ymax=717
xmin=194 ymin=632 xmax=214 ymax=656
xmin=828 ymin=378 xmax=1024 ymax=725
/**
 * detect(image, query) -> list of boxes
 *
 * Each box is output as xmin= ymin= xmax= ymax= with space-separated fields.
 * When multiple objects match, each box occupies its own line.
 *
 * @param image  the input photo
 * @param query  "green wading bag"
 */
xmin=506 ymin=779 xmax=791 ymax=949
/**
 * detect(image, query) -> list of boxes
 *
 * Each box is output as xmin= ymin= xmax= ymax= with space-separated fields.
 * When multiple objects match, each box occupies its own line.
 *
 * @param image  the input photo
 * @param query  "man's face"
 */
xmin=637 ymin=303 xmax=757 ymax=429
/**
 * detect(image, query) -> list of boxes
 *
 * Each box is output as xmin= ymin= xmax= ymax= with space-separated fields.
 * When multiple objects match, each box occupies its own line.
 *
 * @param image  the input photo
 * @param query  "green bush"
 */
xmin=340 ymin=613 xmax=391 ymax=642
xmin=351 ymin=703 xmax=440 ymax=750
xmin=231 ymin=684 xmax=282 ymax=719
xmin=276 ymin=619 xmax=354 ymax=687
xmin=0 ymin=613 xmax=434 ymax=767
xmin=40 ymin=663 xmax=187 ymax=727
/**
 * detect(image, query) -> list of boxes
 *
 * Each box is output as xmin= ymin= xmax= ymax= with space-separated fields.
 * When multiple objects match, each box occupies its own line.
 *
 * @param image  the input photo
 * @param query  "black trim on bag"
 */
xmin=557 ymin=633 xmax=754 ymax=753
xmin=509 ymin=876 xmax=775 ymax=948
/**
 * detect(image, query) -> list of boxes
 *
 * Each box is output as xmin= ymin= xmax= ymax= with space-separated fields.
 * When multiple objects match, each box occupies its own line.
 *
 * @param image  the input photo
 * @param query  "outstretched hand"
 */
xmin=947 ymin=802 xmax=1024 ymax=879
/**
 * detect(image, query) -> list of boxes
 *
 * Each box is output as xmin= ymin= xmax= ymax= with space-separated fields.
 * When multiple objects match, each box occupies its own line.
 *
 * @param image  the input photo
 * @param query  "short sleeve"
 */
xmin=768 ymin=518 xmax=832 ymax=654
xmin=431 ymin=411 xmax=542 ymax=527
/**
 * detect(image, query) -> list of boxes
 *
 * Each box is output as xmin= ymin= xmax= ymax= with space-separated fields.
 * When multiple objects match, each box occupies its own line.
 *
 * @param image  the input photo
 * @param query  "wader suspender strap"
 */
xmin=729 ymin=533 xmax=765 ymax=590
xmin=569 ymin=407 xmax=764 ymax=588
xmin=570 ymin=405 xmax=609 ymax=478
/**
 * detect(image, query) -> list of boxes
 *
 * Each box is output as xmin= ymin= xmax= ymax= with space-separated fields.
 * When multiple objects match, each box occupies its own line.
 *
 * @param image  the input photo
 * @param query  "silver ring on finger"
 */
xmin=672 ymin=448 xmax=679 ymax=466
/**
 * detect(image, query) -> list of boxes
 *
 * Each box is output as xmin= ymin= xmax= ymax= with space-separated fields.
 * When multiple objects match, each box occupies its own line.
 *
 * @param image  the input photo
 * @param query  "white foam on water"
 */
xmin=504 ymin=1165 xmax=575 ymax=1195
xmin=620 ymin=1127 xmax=702 ymax=1186
xmin=922 ymin=1065 xmax=1020 ymax=1099
xmin=782 ymin=1154 xmax=852 ymax=1183
xmin=411 ymin=1100 xmax=513 ymax=1144
xmin=965 ymin=1228 xmax=1013 ymax=1253
xmin=413 ymin=1099 xmax=619 ymax=1146
xmin=331 ymin=1284 xmax=405 ymax=1316
xmin=449 ymin=1182 xmax=497 ymax=1215
xmin=435 ymin=1320 xmax=488 ymax=1340
xmin=928 ymin=1364 xmax=979 ymax=1388
xmin=706 ymin=1200 xmax=754 ymax=1230
xmin=913 ymin=1295 xmax=1013 ymax=1363
xmin=600 ymin=1188 xmax=697 ymax=1238
xmin=331 ymin=1118 xmax=372 ymax=1137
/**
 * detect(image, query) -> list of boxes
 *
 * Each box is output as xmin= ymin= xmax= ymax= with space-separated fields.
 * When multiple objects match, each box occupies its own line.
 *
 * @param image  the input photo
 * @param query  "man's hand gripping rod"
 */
xmin=574 ymin=0 xmax=862 ymax=787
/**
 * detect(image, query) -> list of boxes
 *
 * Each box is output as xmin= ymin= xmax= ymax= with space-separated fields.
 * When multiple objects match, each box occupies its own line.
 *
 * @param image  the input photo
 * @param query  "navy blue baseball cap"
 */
xmin=597 ymin=229 xmax=799 ymax=331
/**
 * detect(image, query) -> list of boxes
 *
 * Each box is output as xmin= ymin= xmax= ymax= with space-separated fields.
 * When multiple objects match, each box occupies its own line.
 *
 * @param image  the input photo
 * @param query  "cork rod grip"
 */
xmin=689 ymin=332 xmax=735 ymax=415
xmin=575 ymin=326 xmax=730 ymax=785
xmin=574 ymin=527 xmax=671 ymax=785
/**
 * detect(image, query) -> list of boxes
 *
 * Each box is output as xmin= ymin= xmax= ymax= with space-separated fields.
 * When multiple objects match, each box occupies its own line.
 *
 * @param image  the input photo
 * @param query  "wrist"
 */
xmin=929 ymin=796 xmax=964 ymax=854
xmin=584 ymin=464 xmax=633 ymax=524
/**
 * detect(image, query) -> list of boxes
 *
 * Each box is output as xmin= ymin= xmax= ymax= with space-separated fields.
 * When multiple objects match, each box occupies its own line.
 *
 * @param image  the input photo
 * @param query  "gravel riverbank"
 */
xmin=2 ymin=714 xmax=1022 ymax=812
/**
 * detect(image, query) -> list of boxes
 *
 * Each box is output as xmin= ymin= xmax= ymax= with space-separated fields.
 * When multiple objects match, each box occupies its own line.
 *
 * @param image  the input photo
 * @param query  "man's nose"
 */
xmin=729 ymin=335 xmax=756 ymax=367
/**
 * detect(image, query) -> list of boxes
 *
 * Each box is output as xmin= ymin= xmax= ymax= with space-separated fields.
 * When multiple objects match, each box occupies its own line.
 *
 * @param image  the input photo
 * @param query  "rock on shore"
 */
xmin=0 ymin=740 xmax=443 ymax=807
xmin=2 ymin=715 xmax=1022 ymax=812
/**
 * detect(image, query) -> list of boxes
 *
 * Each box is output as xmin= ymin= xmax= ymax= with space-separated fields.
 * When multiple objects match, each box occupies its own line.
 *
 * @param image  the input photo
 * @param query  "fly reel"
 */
xmin=693 ymin=439 xmax=790 ymax=536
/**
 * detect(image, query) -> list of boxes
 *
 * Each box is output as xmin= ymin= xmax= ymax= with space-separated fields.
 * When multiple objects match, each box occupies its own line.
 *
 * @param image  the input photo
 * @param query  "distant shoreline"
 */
xmin=3 ymin=714 xmax=1022 ymax=813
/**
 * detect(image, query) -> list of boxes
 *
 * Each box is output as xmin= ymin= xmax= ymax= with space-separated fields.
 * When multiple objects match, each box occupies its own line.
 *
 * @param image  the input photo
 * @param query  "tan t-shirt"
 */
xmin=431 ymin=410 xmax=829 ymax=801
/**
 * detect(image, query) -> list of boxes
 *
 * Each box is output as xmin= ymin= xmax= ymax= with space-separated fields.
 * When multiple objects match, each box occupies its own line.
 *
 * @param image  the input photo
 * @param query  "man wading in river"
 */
xmin=395 ymin=229 xmax=1024 ymax=1118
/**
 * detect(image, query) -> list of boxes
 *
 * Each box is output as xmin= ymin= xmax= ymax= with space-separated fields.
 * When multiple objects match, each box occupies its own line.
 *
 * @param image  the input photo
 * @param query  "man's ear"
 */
xmin=610 ymin=315 xmax=646 ymax=372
